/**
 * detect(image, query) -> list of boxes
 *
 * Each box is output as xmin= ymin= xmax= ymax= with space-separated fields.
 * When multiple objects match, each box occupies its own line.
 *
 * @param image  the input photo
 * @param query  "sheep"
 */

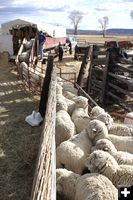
xmin=85 ymin=150 xmax=133 ymax=187
xmin=56 ymin=168 xmax=118 ymax=200
xmin=91 ymin=110 xmax=133 ymax=137
xmin=108 ymin=123 xmax=133 ymax=136
xmin=18 ymin=62 xmax=44 ymax=88
xmin=71 ymin=108 xmax=90 ymax=133
xmin=56 ymin=168 xmax=80 ymax=200
xmin=86 ymin=119 xmax=133 ymax=153
xmin=56 ymin=99 xmax=76 ymax=146
xmin=63 ymin=90 xmax=77 ymax=100
xmin=96 ymin=112 xmax=114 ymax=129
xmin=89 ymin=106 xmax=105 ymax=118
xmin=75 ymin=173 xmax=118 ymax=200
xmin=72 ymin=96 xmax=88 ymax=110
xmin=56 ymin=130 xmax=92 ymax=174
xmin=71 ymin=96 xmax=90 ymax=133
xmin=91 ymin=139 xmax=133 ymax=165
xmin=56 ymin=83 xmax=75 ymax=115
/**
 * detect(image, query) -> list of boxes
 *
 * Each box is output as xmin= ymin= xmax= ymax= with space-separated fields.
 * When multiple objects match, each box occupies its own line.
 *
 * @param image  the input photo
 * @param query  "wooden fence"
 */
xmin=78 ymin=44 xmax=133 ymax=111
xmin=30 ymin=55 xmax=56 ymax=200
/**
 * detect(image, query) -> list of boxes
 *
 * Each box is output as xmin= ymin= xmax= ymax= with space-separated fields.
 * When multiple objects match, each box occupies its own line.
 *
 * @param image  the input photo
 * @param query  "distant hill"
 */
xmin=66 ymin=28 xmax=133 ymax=35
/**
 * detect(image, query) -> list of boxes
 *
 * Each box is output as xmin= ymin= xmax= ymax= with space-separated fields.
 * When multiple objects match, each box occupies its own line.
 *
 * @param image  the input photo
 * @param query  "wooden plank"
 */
xmin=93 ymin=57 xmax=107 ymax=65
xmin=108 ymin=82 xmax=133 ymax=98
xmin=100 ymin=51 xmax=110 ymax=104
xmin=107 ymin=91 xmax=132 ymax=111
xmin=118 ymin=64 xmax=133 ymax=73
xmin=108 ymin=72 xmax=133 ymax=87
xmin=77 ymin=46 xmax=90 ymax=86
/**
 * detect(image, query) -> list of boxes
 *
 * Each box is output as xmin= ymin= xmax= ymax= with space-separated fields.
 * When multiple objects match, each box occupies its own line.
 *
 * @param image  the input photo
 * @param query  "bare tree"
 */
xmin=98 ymin=16 xmax=109 ymax=37
xmin=68 ymin=10 xmax=83 ymax=35
xmin=130 ymin=10 xmax=133 ymax=20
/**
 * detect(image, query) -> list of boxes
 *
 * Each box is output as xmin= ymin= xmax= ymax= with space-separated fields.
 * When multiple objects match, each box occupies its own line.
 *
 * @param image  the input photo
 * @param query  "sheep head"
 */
xmin=85 ymin=150 xmax=119 ymax=179
xmin=90 ymin=106 xmax=105 ymax=118
xmin=96 ymin=113 xmax=114 ymax=129
xmin=91 ymin=139 xmax=117 ymax=155
xmin=73 ymin=96 xmax=88 ymax=109
xmin=56 ymin=168 xmax=80 ymax=199
xmin=56 ymin=98 xmax=68 ymax=112
xmin=86 ymin=119 xmax=108 ymax=145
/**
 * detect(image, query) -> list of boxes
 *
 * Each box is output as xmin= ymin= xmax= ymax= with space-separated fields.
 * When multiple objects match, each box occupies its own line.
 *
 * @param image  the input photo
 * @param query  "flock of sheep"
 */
xmin=55 ymin=77 xmax=133 ymax=200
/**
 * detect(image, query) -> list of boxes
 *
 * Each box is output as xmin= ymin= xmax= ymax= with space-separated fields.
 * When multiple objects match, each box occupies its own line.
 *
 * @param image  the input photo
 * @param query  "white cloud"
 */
xmin=0 ymin=0 xmax=133 ymax=29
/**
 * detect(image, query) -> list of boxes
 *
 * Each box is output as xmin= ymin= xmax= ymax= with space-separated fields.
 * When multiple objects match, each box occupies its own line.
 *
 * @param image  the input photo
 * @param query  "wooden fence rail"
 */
xmin=30 ymin=55 xmax=56 ymax=200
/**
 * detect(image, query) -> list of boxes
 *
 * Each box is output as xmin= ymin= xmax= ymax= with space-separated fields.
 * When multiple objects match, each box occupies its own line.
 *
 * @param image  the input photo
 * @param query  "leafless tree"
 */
xmin=68 ymin=10 xmax=83 ymax=35
xmin=130 ymin=10 xmax=133 ymax=20
xmin=98 ymin=16 xmax=109 ymax=37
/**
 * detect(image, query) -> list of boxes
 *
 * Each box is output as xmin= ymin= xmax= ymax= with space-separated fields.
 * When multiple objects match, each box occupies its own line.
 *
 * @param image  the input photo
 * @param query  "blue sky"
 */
xmin=0 ymin=0 xmax=133 ymax=30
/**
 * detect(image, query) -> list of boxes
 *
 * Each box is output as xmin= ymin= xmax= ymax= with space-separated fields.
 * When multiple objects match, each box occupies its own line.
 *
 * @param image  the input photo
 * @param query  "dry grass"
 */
xmin=76 ymin=34 xmax=133 ymax=44
xmin=0 ymin=62 xmax=41 ymax=200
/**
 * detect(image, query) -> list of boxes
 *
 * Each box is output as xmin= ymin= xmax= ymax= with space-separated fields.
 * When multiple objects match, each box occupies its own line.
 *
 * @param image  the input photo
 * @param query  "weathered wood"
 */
xmin=30 ymin=56 xmax=56 ymax=200
xmin=38 ymin=55 xmax=54 ymax=118
xmin=100 ymin=51 xmax=110 ymax=104
xmin=108 ymin=82 xmax=133 ymax=98
xmin=93 ymin=57 xmax=107 ymax=65
xmin=77 ymin=46 xmax=91 ymax=87
xmin=108 ymin=91 xmax=132 ymax=112
xmin=108 ymin=72 xmax=133 ymax=87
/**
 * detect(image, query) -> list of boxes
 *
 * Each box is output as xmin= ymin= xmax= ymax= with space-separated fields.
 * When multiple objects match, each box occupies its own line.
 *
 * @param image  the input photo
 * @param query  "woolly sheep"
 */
xmin=90 ymin=106 xmax=105 ymax=118
xmin=56 ymin=130 xmax=92 ymax=174
xmin=91 ymin=139 xmax=133 ymax=165
xmin=71 ymin=108 xmax=90 ymax=133
xmin=19 ymin=62 xmax=43 ymax=87
xmin=93 ymin=111 xmax=133 ymax=136
xmin=75 ymin=173 xmax=118 ymax=200
xmin=86 ymin=119 xmax=133 ymax=153
xmin=56 ymin=99 xmax=76 ymax=146
xmin=66 ymin=95 xmax=88 ymax=116
xmin=56 ymin=168 xmax=80 ymax=200
xmin=96 ymin=112 xmax=114 ymax=129
xmin=63 ymin=90 xmax=77 ymax=100
xmin=56 ymin=83 xmax=75 ymax=115
xmin=56 ymin=168 xmax=118 ymax=200
xmin=56 ymin=97 xmax=68 ymax=112
xmin=108 ymin=123 xmax=133 ymax=136
xmin=85 ymin=150 xmax=133 ymax=187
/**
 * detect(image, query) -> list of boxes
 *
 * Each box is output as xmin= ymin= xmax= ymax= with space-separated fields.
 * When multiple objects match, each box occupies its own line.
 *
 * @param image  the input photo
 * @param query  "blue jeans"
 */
xmin=39 ymin=43 xmax=44 ymax=59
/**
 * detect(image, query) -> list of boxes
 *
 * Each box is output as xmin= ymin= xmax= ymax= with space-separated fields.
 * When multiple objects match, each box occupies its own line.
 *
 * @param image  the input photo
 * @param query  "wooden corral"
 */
xmin=76 ymin=43 xmax=133 ymax=111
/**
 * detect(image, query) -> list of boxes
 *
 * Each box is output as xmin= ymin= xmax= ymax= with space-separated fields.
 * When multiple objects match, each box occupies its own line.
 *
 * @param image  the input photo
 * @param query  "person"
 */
xmin=58 ymin=42 xmax=64 ymax=62
xmin=68 ymin=41 xmax=72 ymax=55
xmin=38 ymin=31 xmax=46 ymax=60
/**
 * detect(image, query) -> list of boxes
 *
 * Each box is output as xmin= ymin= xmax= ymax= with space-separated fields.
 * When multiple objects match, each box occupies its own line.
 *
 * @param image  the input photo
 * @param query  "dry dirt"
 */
xmin=0 ymin=61 xmax=41 ymax=200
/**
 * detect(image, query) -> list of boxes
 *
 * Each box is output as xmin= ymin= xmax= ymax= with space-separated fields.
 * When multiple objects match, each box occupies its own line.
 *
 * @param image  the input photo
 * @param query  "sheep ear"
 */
xmin=103 ymin=147 xmax=109 ymax=151
xmin=92 ymin=128 xmax=97 ymax=133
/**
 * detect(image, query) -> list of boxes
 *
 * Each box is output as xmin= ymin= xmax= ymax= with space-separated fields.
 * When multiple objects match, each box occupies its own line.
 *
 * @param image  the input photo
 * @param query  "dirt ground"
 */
xmin=0 ymin=61 xmax=42 ymax=200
